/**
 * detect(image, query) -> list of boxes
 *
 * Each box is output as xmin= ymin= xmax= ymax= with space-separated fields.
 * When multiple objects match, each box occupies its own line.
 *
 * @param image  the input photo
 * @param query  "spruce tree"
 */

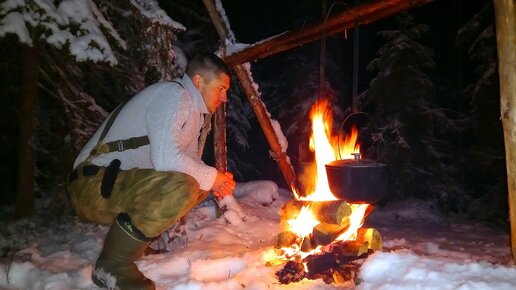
xmin=359 ymin=13 xmax=460 ymax=203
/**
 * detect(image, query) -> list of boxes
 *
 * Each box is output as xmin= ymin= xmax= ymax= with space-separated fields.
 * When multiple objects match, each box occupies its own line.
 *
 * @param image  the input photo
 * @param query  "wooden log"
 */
xmin=232 ymin=65 xmax=297 ymax=188
xmin=280 ymin=200 xmax=352 ymax=225
xmin=203 ymin=0 xmax=229 ymax=172
xmin=493 ymin=0 xmax=516 ymax=263
xmin=276 ymin=231 xmax=297 ymax=248
xmin=213 ymin=105 xmax=227 ymax=171
xmin=301 ymin=235 xmax=315 ymax=252
xmin=223 ymin=0 xmax=435 ymax=66
xmin=315 ymin=201 xmax=352 ymax=224
xmin=312 ymin=223 xmax=349 ymax=246
xmin=203 ymin=0 xmax=296 ymax=188
xmin=357 ymin=227 xmax=382 ymax=252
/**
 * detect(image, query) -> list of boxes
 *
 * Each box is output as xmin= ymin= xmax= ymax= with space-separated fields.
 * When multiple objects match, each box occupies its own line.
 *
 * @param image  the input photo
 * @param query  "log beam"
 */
xmin=493 ymin=0 xmax=516 ymax=262
xmin=223 ymin=0 xmax=435 ymax=66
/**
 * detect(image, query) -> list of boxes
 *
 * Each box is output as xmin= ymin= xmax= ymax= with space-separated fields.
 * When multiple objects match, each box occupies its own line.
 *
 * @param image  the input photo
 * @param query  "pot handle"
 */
xmin=337 ymin=111 xmax=376 ymax=160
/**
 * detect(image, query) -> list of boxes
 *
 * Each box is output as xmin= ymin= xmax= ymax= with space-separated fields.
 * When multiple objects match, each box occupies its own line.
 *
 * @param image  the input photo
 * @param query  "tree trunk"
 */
xmin=15 ymin=45 xmax=39 ymax=218
xmin=493 ymin=0 xmax=516 ymax=262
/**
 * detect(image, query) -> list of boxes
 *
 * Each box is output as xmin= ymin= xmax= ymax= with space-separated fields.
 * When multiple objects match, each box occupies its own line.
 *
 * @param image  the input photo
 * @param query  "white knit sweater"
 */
xmin=73 ymin=74 xmax=217 ymax=191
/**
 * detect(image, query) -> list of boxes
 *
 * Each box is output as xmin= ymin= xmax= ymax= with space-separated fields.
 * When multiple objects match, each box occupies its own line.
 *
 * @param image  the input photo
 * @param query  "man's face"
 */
xmin=197 ymin=72 xmax=230 ymax=113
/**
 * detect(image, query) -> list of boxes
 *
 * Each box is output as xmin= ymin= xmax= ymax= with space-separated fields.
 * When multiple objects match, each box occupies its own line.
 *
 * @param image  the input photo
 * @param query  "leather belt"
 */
xmin=68 ymin=164 xmax=101 ymax=184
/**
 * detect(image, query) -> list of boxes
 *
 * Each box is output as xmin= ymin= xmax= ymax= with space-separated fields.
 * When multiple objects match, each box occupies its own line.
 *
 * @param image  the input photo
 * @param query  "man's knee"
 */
xmin=129 ymin=171 xmax=201 ymax=237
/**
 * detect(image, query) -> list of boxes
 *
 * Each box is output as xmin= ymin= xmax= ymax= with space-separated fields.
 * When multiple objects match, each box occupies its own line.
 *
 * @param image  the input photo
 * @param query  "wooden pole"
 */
xmin=223 ymin=0 xmax=434 ymax=66
xmin=203 ymin=0 xmax=297 ymax=187
xmin=493 ymin=0 xmax=516 ymax=262
xmin=232 ymin=65 xmax=297 ymax=187
xmin=203 ymin=0 xmax=229 ymax=171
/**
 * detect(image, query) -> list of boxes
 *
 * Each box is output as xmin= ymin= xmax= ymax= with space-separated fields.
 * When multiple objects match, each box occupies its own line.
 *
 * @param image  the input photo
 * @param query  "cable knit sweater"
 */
xmin=73 ymin=74 xmax=217 ymax=191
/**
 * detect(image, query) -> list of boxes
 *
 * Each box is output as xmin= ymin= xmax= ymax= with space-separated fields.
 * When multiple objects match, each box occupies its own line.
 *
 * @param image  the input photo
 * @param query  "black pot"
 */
xmin=325 ymin=158 xmax=389 ymax=203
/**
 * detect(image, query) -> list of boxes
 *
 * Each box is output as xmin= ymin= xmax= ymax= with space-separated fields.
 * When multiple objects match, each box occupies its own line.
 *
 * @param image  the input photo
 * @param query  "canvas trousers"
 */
xmin=67 ymin=162 xmax=209 ymax=238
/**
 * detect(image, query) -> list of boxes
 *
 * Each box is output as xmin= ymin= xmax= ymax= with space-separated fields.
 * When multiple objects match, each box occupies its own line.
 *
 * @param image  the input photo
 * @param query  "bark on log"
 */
xmin=15 ymin=45 xmax=39 ymax=218
xmin=224 ymin=0 xmax=435 ymax=66
xmin=493 ymin=0 xmax=516 ymax=263
xmin=214 ymin=106 xmax=227 ymax=171
xmin=232 ymin=65 xmax=297 ymax=187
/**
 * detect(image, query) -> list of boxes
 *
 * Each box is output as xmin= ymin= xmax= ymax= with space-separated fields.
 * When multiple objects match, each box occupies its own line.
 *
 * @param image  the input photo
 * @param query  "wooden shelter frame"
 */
xmin=202 ymin=0 xmax=516 ymax=262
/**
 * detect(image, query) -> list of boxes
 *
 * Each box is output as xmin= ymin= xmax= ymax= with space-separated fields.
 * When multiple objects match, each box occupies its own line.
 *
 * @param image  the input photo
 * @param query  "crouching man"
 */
xmin=67 ymin=53 xmax=236 ymax=290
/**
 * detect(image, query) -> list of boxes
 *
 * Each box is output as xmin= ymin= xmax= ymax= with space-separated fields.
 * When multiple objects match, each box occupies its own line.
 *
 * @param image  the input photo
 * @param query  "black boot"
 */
xmin=92 ymin=213 xmax=156 ymax=290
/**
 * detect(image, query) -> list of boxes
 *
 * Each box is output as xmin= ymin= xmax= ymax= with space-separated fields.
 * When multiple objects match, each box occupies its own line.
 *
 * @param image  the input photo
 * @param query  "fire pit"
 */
xmin=264 ymin=99 xmax=384 ymax=285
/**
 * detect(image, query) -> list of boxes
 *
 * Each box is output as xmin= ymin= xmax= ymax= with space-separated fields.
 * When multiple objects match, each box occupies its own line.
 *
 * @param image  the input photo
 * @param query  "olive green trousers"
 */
xmin=68 ymin=163 xmax=208 ymax=238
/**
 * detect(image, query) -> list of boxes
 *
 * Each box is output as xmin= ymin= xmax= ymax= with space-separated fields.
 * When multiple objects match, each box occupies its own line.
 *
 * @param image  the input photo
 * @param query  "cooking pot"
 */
xmin=325 ymin=154 xmax=388 ymax=203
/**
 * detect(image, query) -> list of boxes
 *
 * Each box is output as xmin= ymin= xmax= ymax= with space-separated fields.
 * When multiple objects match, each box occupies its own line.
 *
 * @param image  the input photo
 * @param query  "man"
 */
xmin=67 ymin=53 xmax=236 ymax=290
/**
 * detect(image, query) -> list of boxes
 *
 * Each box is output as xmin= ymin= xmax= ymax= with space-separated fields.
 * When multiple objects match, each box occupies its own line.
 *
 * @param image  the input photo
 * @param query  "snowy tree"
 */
xmin=0 ymin=0 xmax=184 ymax=216
xmin=359 ymin=13 xmax=461 ymax=205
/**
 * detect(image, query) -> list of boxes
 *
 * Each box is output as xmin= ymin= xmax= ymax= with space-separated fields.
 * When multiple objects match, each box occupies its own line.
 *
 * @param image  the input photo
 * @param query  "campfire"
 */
xmin=265 ymin=99 xmax=383 ymax=284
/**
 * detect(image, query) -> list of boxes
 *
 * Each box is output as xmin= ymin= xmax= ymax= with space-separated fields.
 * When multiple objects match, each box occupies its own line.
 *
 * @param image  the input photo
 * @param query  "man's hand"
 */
xmin=212 ymin=171 xmax=236 ymax=199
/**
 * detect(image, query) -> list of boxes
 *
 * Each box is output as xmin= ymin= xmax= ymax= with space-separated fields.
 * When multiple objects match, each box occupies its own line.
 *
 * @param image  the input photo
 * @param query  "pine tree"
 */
xmin=359 ymin=13 xmax=461 ymax=203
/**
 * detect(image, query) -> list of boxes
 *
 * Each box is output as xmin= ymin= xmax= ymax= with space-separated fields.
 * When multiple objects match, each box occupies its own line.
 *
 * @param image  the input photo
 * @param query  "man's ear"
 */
xmin=192 ymin=74 xmax=203 ymax=89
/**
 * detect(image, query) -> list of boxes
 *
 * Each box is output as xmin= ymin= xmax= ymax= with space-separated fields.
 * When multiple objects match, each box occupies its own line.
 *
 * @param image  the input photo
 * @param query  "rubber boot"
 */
xmin=92 ymin=213 xmax=156 ymax=290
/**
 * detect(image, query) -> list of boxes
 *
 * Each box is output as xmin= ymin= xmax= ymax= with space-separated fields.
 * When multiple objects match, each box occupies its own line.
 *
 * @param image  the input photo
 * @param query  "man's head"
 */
xmin=186 ymin=53 xmax=231 ymax=113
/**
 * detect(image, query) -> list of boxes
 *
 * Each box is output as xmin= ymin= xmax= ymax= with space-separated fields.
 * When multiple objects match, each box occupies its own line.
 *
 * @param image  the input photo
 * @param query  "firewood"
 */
xmin=357 ymin=228 xmax=382 ymax=251
xmin=280 ymin=200 xmax=352 ymax=225
xmin=312 ymin=223 xmax=349 ymax=246
xmin=301 ymin=235 xmax=315 ymax=252
xmin=276 ymin=231 xmax=297 ymax=248
xmin=313 ymin=201 xmax=352 ymax=224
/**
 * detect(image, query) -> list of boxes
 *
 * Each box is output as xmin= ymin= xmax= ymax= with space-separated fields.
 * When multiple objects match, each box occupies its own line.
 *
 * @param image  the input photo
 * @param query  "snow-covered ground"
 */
xmin=0 ymin=180 xmax=514 ymax=290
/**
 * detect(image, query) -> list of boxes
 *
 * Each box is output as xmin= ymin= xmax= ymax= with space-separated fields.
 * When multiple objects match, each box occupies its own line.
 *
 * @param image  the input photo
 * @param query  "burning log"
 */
xmin=301 ymin=235 xmax=315 ymax=252
xmin=312 ymin=222 xmax=349 ymax=246
xmin=280 ymin=200 xmax=352 ymax=225
xmin=276 ymin=231 xmax=297 ymax=248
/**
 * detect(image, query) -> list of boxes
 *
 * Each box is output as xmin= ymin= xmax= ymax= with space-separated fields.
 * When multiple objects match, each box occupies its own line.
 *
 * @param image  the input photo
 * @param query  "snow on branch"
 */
xmin=0 ymin=0 xmax=121 ymax=65
xmin=129 ymin=0 xmax=185 ymax=31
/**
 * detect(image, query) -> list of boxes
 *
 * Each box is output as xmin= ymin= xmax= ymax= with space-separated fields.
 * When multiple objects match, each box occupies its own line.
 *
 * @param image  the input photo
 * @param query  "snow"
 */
xmin=1 ymin=181 xmax=514 ymax=290
xmin=0 ymin=0 xmax=185 ymax=66
xmin=129 ymin=0 xmax=185 ymax=30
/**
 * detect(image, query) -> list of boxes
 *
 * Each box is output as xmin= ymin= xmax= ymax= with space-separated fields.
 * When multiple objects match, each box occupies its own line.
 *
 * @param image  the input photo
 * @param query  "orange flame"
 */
xmin=273 ymin=99 xmax=370 ymax=267
xmin=296 ymin=99 xmax=360 ymax=201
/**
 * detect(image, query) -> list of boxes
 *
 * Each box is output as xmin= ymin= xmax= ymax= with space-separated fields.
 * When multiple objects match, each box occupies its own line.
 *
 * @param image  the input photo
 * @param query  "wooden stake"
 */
xmin=493 ymin=0 xmax=516 ymax=263
xmin=203 ymin=0 xmax=229 ymax=171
